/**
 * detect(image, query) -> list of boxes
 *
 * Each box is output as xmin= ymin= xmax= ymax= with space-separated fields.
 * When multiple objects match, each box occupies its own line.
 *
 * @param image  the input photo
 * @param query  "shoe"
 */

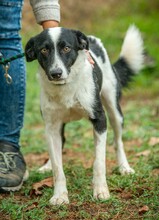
xmin=0 ymin=142 xmax=29 ymax=192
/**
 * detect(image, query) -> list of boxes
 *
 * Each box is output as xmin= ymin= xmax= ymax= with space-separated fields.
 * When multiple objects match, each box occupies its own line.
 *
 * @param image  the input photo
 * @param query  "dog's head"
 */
xmin=25 ymin=27 xmax=89 ymax=84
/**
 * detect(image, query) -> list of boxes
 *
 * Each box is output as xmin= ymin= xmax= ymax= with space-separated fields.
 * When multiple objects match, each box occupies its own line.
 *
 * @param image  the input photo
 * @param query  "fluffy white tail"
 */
xmin=120 ymin=25 xmax=144 ymax=73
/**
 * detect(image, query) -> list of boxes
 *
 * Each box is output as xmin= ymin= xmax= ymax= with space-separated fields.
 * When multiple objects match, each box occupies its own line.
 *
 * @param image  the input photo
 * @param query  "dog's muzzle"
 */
xmin=49 ymin=68 xmax=63 ymax=81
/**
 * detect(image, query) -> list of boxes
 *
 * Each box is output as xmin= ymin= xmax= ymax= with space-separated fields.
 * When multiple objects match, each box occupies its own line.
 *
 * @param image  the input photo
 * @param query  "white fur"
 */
xmin=48 ymin=28 xmax=69 ymax=83
xmin=36 ymin=26 xmax=143 ymax=205
xmin=89 ymin=37 xmax=133 ymax=173
xmin=120 ymin=25 xmax=144 ymax=73
xmin=93 ymin=131 xmax=110 ymax=199
xmin=45 ymin=122 xmax=69 ymax=205
xmin=38 ymin=43 xmax=98 ymax=205
xmin=39 ymin=50 xmax=96 ymax=121
xmin=38 ymin=159 xmax=52 ymax=173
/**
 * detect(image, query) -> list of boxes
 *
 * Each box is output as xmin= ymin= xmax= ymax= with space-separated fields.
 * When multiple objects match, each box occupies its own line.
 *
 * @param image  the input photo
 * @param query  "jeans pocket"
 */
xmin=0 ymin=0 xmax=23 ymax=35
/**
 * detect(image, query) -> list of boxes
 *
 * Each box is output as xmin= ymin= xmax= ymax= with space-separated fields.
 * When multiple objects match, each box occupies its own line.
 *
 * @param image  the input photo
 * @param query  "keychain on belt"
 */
xmin=3 ymin=62 xmax=12 ymax=84
xmin=0 ymin=51 xmax=25 ymax=84
xmin=0 ymin=51 xmax=13 ymax=84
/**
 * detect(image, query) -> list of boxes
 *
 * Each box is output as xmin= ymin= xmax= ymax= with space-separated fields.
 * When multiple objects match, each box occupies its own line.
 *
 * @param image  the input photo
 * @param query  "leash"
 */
xmin=0 ymin=52 xmax=25 ymax=84
xmin=0 ymin=50 xmax=94 ymax=84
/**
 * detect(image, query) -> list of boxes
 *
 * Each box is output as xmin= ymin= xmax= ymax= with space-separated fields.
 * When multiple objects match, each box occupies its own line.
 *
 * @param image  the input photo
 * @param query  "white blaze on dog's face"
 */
xmin=25 ymin=27 xmax=89 ymax=85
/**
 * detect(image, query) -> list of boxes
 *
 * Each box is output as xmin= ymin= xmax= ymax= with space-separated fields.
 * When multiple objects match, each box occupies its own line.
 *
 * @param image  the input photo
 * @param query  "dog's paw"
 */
xmin=93 ymin=184 xmax=110 ymax=200
xmin=49 ymin=192 xmax=69 ymax=205
xmin=38 ymin=159 xmax=52 ymax=173
xmin=119 ymin=165 xmax=135 ymax=175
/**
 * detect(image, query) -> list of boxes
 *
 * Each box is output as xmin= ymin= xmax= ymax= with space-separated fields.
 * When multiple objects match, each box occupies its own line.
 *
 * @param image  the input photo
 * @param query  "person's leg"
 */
xmin=0 ymin=0 xmax=27 ymax=191
xmin=0 ymin=39 xmax=26 ymax=147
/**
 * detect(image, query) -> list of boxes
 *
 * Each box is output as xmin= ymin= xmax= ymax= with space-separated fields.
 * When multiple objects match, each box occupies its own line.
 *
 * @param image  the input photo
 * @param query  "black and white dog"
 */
xmin=25 ymin=25 xmax=143 ymax=205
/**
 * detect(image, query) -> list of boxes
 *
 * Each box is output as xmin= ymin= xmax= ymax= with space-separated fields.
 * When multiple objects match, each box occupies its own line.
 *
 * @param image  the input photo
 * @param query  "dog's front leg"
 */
xmin=90 ymin=112 xmax=110 ymax=200
xmin=45 ymin=122 xmax=69 ymax=205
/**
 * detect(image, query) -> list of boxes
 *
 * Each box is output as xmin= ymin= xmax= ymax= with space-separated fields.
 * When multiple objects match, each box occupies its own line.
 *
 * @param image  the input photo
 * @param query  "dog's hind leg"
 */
xmin=38 ymin=158 xmax=52 ymax=173
xmin=101 ymin=85 xmax=135 ymax=175
xmin=90 ymin=108 xmax=110 ymax=200
xmin=45 ymin=122 xmax=69 ymax=205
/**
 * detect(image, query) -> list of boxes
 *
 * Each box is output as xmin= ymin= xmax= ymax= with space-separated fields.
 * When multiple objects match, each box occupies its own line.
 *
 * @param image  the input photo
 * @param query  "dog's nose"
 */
xmin=50 ymin=68 xmax=63 ymax=80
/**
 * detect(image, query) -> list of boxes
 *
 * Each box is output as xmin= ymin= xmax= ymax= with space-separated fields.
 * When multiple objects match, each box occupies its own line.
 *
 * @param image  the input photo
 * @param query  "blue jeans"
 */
xmin=0 ymin=0 xmax=25 ymax=149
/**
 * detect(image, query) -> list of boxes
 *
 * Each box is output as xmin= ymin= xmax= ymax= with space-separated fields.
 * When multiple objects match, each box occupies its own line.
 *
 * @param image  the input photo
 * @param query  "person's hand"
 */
xmin=41 ymin=20 xmax=59 ymax=29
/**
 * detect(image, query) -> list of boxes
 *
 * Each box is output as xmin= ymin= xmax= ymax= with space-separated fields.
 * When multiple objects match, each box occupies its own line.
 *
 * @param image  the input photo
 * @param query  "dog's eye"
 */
xmin=62 ymin=46 xmax=71 ymax=53
xmin=41 ymin=48 xmax=49 ymax=55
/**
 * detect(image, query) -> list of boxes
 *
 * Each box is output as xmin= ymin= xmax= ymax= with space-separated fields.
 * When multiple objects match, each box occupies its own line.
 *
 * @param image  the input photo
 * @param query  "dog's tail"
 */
xmin=113 ymin=25 xmax=144 ymax=88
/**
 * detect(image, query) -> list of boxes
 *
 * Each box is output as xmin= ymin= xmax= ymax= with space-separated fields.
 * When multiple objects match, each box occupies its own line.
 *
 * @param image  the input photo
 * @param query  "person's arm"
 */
xmin=41 ymin=20 xmax=59 ymax=29
xmin=29 ymin=0 xmax=60 ymax=29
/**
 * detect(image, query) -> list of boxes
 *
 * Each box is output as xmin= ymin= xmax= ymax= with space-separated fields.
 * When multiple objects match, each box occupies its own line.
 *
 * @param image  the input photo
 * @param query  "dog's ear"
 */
xmin=25 ymin=37 xmax=37 ymax=62
xmin=73 ymin=30 xmax=89 ymax=50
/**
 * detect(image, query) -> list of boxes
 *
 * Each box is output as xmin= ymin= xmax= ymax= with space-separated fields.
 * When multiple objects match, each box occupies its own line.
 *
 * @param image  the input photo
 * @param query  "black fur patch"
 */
xmin=92 ymin=61 xmax=103 ymax=92
xmin=90 ymin=106 xmax=107 ymax=134
xmin=90 ymin=79 xmax=107 ymax=134
xmin=61 ymin=123 xmax=66 ymax=148
xmin=25 ymin=29 xmax=57 ymax=80
xmin=113 ymin=57 xmax=134 ymax=88
xmin=88 ymin=37 xmax=106 ymax=63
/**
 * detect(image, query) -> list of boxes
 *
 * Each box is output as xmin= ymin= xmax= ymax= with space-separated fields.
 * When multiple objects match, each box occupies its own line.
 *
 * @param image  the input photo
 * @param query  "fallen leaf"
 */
xmin=113 ymin=188 xmax=123 ymax=193
xmin=149 ymin=137 xmax=159 ymax=146
xmin=121 ymin=191 xmax=133 ymax=199
xmin=24 ymin=202 xmax=39 ymax=212
xmin=30 ymin=177 xmax=53 ymax=196
xmin=136 ymin=150 xmax=151 ymax=157
xmin=30 ymin=188 xmax=42 ymax=196
xmin=152 ymin=168 xmax=159 ymax=176
xmin=138 ymin=205 xmax=149 ymax=215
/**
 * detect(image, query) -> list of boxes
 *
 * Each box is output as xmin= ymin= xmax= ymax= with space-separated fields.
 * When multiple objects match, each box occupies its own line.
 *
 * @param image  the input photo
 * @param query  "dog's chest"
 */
xmin=41 ymin=87 xmax=92 ymax=123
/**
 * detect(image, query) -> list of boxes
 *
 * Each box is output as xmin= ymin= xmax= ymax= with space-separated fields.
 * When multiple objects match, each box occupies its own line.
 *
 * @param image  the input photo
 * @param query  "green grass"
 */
xmin=1 ymin=0 xmax=159 ymax=219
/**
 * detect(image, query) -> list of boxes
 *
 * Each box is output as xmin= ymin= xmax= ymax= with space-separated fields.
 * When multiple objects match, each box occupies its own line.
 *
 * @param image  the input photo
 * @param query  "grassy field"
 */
xmin=0 ymin=0 xmax=159 ymax=219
